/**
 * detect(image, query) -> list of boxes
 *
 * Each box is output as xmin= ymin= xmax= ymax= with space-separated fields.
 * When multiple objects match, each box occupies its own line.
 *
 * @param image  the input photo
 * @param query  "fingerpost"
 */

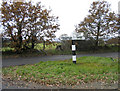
xmin=72 ymin=40 xmax=76 ymax=64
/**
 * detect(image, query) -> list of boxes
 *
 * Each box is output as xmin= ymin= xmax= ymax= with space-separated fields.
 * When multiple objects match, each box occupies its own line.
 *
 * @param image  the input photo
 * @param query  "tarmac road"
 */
xmin=2 ymin=52 xmax=119 ymax=67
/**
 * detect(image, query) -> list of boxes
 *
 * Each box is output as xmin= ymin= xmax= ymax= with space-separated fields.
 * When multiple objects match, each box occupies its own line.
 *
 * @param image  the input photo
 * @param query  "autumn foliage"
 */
xmin=1 ymin=1 xmax=59 ymax=52
xmin=75 ymin=1 xmax=118 ymax=48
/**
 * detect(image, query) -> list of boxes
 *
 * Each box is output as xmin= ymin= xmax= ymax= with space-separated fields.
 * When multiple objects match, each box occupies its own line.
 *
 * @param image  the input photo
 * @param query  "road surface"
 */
xmin=2 ymin=52 xmax=118 ymax=67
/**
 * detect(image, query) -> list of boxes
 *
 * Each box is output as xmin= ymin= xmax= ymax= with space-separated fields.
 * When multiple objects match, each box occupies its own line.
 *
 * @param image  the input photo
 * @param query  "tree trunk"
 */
xmin=31 ymin=35 xmax=36 ymax=49
xmin=19 ymin=35 xmax=22 ymax=49
xmin=31 ymin=42 xmax=34 ymax=49
xmin=43 ymin=40 xmax=45 ymax=50
xmin=95 ymin=35 xmax=99 ymax=48
xmin=95 ymin=23 xmax=100 ymax=49
xmin=18 ymin=25 xmax=22 ymax=50
xmin=16 ymin=24 xmax=22 ymax=53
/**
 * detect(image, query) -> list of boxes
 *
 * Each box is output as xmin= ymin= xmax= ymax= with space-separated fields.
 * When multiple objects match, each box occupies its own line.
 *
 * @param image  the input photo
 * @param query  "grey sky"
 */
xmin=34 ymin=0 xmax=119 ymax=38
xmin=0 ymin=0 xmax=119 ymax=38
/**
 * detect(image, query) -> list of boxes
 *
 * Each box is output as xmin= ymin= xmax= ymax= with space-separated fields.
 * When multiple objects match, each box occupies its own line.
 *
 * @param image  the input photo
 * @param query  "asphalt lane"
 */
xmin=2 ymin=52 xmax=118 ymax=67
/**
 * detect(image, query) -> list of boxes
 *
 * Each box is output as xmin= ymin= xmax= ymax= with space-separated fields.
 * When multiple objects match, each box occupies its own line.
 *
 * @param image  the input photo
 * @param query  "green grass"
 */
xmin=2 ymin=43 xmax=59 ymax=52
xmin=1 ymin=47 xmax=14 ymax=52
xmin=46 ymin=49 xmax=71 ymax=55
xmin=2 ymin=56 xmax=118 ymax=86
xmin=34 ymin=43 xmax=60 ymax=50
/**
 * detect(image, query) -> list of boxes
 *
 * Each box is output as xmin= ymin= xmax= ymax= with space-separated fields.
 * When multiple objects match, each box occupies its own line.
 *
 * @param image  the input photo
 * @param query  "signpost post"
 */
xmin=72 ymin=36 xmax=85 ymax=64
xmin=72 ymin=38 xmax=76 ymax=64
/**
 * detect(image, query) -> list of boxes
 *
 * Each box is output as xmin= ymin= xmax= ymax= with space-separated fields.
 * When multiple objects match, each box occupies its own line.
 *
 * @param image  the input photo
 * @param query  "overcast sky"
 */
xmin=31 ymin=0 xmax=119 ymax=38
xmin=0 ymin=0 xmax=120 ymax=38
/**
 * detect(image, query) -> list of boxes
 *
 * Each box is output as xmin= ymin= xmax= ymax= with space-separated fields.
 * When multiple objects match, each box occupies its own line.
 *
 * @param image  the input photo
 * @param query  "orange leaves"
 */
xmin=93 ymin=1 xmax=99 ymax=6
xmin=1 ymin=1 xmax=59 ymax=51
xmin=84 ymin=17 xmax=93 ymax=23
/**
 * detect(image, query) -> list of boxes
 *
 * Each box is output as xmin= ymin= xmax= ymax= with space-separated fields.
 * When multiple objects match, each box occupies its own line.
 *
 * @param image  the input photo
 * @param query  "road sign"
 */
xmin=72 ymin=37 xmax=85 ymax=40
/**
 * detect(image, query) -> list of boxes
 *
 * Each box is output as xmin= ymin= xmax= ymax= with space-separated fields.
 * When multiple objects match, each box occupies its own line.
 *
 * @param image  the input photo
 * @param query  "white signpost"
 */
xmin=72 ymin=40 xmax=76 ymax=64
xmin=72 ymin=36 xmax=85 ymax=64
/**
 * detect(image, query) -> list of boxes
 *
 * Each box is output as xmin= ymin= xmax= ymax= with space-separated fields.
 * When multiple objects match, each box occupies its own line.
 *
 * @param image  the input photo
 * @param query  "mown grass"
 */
xmin=2 ymin=56 xmax=118 ymax=86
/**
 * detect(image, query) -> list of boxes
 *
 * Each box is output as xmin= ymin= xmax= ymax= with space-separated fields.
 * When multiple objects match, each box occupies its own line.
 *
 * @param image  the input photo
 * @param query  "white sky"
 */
xmin=32 ymin=0 xmax=119 ymax=38
xmin=0 ymin=0 xmax=120 ymax=38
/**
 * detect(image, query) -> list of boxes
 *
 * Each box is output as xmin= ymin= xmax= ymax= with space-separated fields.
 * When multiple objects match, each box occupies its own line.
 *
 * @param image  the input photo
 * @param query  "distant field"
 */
xmin=2 ymin=56 xmax=118 ymax=86
xmin=34 ymin=43 xmax=60 ymax=50
xmin=2 ymin=47 xmax=14 ymax=52
xmin=2 ymin=43 xmax=60 ymax=51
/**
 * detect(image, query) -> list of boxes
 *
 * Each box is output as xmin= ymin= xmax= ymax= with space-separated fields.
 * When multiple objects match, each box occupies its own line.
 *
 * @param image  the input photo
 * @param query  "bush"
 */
xmin=61 ymin=40 xmax=72 ymax=51
xmin=60 ymin=39 xmax=96 ymax=51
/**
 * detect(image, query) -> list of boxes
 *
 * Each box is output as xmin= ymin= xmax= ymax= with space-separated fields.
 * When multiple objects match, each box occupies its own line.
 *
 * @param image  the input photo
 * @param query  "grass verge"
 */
xmin=2 ymin=56 xmax=118 ymax=86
